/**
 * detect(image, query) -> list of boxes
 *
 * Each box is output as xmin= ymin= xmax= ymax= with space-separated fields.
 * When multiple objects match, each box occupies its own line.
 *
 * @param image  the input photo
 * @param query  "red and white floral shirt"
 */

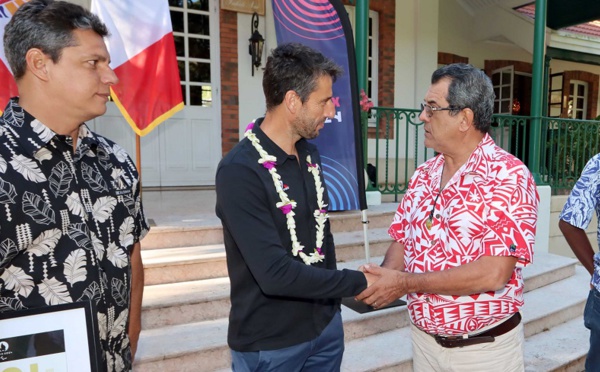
xmin=389 ymin=134 xmax=539 ymax=336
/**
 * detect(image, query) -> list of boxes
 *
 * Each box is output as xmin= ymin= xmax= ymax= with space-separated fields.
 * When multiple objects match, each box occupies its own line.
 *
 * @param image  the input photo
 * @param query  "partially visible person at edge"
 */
xmin=215 ymin=42 xmax=376 ymax=372
xmin=356 ymin=63 xmax=539 ymax=371
xmin=559 ymin=155 xmax=600 ymax=372
xmin=0 ymin=1 xmax=148 ymax=370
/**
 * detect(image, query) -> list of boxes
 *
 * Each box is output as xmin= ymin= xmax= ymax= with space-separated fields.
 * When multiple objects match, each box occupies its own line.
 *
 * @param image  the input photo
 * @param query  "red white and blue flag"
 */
xmin=91 ymin=0 xmax=183 ymax=136
xmin=0 ymin=0 xmax=22 ymax=113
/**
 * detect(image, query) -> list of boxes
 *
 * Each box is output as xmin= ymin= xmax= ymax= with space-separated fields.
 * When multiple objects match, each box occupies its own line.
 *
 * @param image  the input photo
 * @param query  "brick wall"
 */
xmin=220 ymin=9 xmax=239 ymax=155
xmin=369 ymin=0 xmax=395 ymax=109
xmin=484 ymin=60 xmax=533 ymax=76
xmin=438 ymin=52 xmax=469 ymax=65
xmin=341 ymin=0 xmax=395 ymax=137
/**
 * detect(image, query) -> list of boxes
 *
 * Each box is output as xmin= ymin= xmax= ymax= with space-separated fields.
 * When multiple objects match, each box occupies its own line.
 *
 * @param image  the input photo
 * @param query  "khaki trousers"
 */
xmin=410 ymin=322 xmax=525 ymax=372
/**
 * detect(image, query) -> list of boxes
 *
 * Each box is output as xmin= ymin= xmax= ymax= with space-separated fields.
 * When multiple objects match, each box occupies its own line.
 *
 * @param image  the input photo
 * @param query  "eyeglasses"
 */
xmin=420 ymin=103 xmax=462 ymax=118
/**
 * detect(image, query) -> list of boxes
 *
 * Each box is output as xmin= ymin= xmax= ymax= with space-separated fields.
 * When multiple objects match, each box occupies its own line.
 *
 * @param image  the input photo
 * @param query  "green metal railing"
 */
xmin=541 ymin=117 xmax=600 ymax=193
xmin=365 ymin=107 xmax=433 ymax=201
xmin=366 ymin=107 xmax=600 ymax=199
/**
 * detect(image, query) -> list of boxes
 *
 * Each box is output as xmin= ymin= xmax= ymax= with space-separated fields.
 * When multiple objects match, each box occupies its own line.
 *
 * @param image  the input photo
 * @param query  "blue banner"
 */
xmin=272 ymin=0 xmax=366 ymax=211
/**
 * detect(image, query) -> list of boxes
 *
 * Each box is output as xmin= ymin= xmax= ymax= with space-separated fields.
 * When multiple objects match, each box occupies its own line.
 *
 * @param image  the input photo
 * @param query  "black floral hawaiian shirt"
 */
xmin=0 ymin=99 xmax=149 ymax=371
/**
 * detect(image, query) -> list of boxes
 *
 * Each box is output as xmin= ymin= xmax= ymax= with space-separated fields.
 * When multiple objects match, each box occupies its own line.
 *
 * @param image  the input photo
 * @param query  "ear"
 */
xmin=458 ymin=108 xmax=474 ymax=132
xmin=25 ymin=48 xmax=51 ymax=82
xmin=284 ymin=90 xmax=299 ymax=114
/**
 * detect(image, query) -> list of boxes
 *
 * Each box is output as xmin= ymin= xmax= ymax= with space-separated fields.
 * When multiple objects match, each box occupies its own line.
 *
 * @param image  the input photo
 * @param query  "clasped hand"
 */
xmin=357 ymin=264 xmax=407 ymax=309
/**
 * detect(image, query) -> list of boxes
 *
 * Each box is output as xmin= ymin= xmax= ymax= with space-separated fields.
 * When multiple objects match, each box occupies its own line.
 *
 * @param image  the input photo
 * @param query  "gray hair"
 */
xmin=431 ymin=63 xmax=495 ymax=133
xmin=4 ymin=0 xmax=109 ymax=80
xmin=262 ymin=42 xmax=342 ymax=111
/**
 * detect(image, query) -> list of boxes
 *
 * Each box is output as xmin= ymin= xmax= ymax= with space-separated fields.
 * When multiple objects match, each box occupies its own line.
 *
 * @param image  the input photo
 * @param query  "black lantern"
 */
xmin=249 ymin=12 xmax=264 ymax=76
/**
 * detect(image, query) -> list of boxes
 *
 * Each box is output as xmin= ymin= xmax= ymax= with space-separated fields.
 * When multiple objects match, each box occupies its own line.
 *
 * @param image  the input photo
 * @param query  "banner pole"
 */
xmin=361 ymin=210 xmax=370 ymax=263
xmin=136 ymin=134 xmax=142 ymax=198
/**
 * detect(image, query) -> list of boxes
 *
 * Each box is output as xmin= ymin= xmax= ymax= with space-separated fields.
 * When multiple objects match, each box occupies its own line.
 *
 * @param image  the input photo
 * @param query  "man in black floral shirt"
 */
xmin=0 ymin=1 xmax=149 ymax=371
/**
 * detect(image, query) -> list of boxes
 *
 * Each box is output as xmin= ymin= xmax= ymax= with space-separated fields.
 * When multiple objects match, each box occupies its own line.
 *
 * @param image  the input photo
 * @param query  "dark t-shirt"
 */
xmin=215 ymin=118 xmax=366 ymax=351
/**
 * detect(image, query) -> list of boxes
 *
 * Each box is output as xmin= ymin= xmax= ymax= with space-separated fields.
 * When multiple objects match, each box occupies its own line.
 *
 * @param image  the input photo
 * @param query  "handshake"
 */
xmin=354 ymin=264 xmax=411 ymax=309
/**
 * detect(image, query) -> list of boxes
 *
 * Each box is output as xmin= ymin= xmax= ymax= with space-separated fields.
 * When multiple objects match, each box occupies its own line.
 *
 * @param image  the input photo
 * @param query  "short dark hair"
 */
xmin=4 ymin=0 xmax=109 ymax=80
xmin=262 ymin=43 xmax=342 ymax=111
xmin=431 ymin=63 xmax=495 ymax=133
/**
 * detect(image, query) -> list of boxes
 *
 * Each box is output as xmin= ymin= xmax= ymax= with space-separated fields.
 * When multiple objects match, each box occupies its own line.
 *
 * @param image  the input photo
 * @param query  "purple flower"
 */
xmin=262 ymin=161 xmax=276 ymax=170
xmin=279 ymin=204 xmax=293 ymax=214
xmin=245 ymin=122 xmax=255 ymax=132
xmin=316 ymin=247 xmax=323 ymax=255
xmin=307 ymin=162 xmax=318 ymax=169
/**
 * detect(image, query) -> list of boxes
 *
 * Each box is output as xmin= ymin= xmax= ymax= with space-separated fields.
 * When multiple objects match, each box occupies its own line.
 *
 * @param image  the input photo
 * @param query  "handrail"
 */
xmin=366 ymin=107 xmax=600 ymax=198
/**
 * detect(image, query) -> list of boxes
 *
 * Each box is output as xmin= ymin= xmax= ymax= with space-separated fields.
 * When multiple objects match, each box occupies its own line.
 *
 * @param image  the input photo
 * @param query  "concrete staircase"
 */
xmin=134 ymin=205 xmax=590 ymax=372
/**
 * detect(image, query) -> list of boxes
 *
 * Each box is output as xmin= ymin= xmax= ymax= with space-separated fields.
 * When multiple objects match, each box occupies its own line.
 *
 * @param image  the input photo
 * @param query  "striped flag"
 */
xmin=91 ymin=0 xmax=183 ymax=136
xmin=0 ymin=0 xmax=22 ymax=113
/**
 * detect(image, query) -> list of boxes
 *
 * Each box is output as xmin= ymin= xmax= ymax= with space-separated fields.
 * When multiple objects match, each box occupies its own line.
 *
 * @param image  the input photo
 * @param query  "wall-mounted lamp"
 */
xmin=249 ymin=12 xmax=264 ymax=76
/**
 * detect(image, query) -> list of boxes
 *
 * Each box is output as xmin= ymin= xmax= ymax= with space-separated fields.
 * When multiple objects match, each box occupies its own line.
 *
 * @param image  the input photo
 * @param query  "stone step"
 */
xmin=135 ymin=318 xmax=229 ymax=372
xmin=524 ymin=317 xmax=588 ymax=372
xmin=342 ymin=328 xmax=412 ymax=372
xmin=135 ymin=263 xmax=588 ymax=372
xmin=141 ymin=253 xmax=578 ymax=330
xmin=142 ymin=244 xmax=226 ymax=285
xmin=141 ymin=228 xmax=393 ymax=285
xmin=141 ymin=256 xmax=396 ymax=330
xmin=521 ymin=265 xmax=589 ymax=338
xmin=142 ymin=204 xmax=397 ymax=250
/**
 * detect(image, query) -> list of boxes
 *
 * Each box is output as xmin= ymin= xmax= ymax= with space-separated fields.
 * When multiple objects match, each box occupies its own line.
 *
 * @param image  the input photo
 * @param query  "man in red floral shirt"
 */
xmin=357 ymin=63 xmax=539 ymax=371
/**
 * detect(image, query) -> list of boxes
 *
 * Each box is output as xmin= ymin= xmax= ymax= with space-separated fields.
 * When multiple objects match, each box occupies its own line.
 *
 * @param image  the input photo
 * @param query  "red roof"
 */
xmin=516 ymin=4 xmax=600 ymax=38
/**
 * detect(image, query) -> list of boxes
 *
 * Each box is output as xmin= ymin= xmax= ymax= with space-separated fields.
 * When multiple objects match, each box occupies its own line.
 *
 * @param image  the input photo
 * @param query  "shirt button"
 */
xmin=430 ymin=239 xmax=437 ymax=245
xmin=435 ymin=214 xmax=441 ymax=219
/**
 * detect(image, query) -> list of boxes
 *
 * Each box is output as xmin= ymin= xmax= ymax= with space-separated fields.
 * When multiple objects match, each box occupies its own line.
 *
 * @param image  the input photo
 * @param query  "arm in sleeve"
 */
xmin=216 ymin=163 xmax=366 ymax=299
xmin=128 ymin=242 xmax=143 ymax=361
xmin=559 ymin=155 xmax=600 ymax=275
xmin=482 ymin=166 xmax=539 ymax=267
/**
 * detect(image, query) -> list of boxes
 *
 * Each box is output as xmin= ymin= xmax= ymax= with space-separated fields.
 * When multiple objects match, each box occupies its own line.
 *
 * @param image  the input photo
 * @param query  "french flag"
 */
xmin=91 ymin=0 xmax=183 ymax=136
xmin=0 ymin=0 xmax=21 ymax=113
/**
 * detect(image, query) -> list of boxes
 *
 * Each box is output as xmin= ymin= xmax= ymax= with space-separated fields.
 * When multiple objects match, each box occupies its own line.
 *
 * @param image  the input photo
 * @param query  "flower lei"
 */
xmin=244 ymin=122 xmax=328 ymax=265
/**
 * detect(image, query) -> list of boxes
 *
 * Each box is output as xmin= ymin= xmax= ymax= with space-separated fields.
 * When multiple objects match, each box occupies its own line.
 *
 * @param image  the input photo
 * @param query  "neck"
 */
xmin=260 ymin=112 xmax=300 ymax=156
xmin=18 ymin=92 xmax=80 ymax=151
xmin=441 ymin=132 xmax=485 ymax=186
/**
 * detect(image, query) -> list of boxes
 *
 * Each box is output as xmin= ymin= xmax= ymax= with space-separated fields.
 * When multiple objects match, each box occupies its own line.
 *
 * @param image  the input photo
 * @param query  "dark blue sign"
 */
xmin=272 ymin=0 xmax=366 ymax=211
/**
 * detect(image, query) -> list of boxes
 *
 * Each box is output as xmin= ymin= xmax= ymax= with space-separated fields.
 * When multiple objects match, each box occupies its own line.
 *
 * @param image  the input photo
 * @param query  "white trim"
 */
xmin=568 ymin=80 xmax=588 ymax=120
xmin=345 ymin=5 xmax=379 ymax=127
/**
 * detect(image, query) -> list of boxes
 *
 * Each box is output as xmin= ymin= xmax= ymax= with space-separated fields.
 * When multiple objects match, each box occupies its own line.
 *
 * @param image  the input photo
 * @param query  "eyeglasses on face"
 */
xmin=420 ymin=103 xmax=462 ymax=118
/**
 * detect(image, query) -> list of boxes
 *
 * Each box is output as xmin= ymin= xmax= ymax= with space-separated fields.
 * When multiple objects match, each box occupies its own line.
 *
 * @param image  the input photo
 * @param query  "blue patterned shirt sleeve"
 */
xmin=559 ymin=153 xmax=600 ymax=290
xmin=559 ymin=153 xmax=600 ymax=232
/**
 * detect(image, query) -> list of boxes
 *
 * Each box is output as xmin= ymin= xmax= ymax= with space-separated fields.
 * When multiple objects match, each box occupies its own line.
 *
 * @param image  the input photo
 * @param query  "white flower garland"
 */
xmin=244 ymin=122 xmax=328 ymax=265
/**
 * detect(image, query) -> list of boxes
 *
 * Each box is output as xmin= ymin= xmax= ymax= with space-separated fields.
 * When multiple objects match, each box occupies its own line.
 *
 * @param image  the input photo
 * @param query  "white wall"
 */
xmin=394 ymin=0 xmax=438 ymax=110
xmin=237 ymin=8 xmax=269 ymax=137
xmin=69 ymin=0 xmax=89 ymax=8
xmin=551 ymin=59 xmax=600 ymax=75
xmin=438 ymin=0 xmax=532 ymax=70
xmin=368 ymin=0 xmax=439 ymax=161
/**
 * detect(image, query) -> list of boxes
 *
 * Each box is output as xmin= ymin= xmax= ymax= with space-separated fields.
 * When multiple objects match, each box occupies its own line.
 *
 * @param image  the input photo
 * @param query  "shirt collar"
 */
xmin=459 ymin=133 xmax=494 ymax=179
xmin=423 ymin=133 xmax=495 ymax=180
xmin=253 ymin=117 xmax=309 ymax=166
xmin=1 ymin=98 xmax=101 ymax=157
